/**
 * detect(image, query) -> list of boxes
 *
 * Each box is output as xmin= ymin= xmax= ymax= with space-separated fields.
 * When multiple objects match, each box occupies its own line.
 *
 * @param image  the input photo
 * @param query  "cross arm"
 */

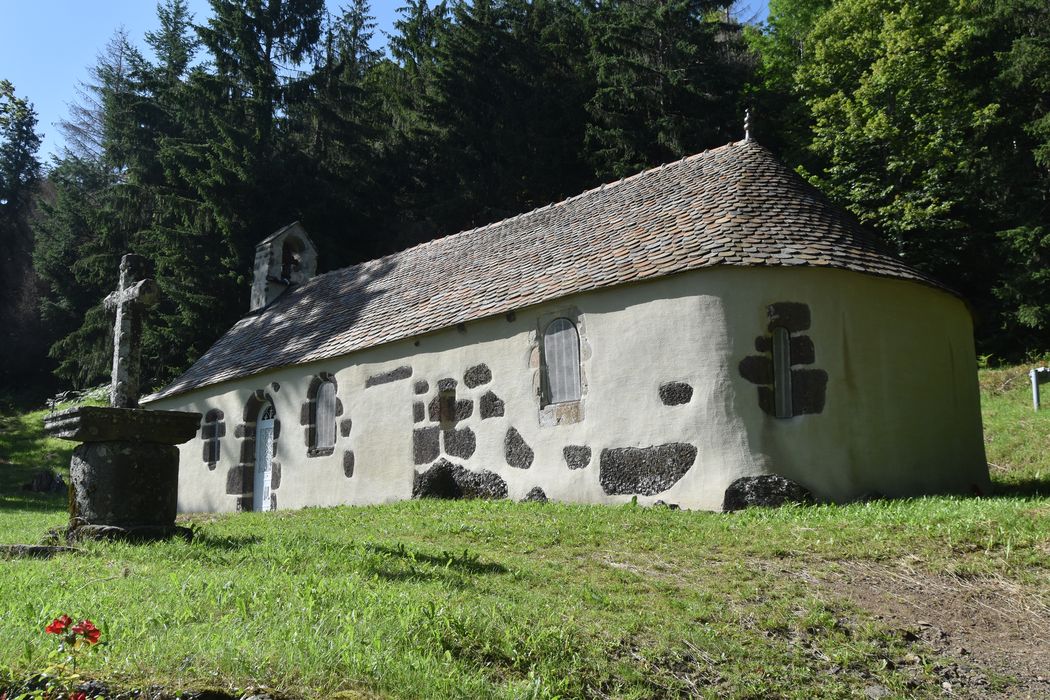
xmin=104 ymin=279 xmax=160 ymax=312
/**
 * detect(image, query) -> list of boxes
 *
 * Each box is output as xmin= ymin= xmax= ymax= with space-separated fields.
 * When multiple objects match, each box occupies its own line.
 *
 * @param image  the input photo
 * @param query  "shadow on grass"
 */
xmin=366 ymin=542 xmax=507 ymax=575
xmin=0 ymin=492 xmax=67 ymax=514
xmin=991 ymin=477 xmax=1050 ymax=498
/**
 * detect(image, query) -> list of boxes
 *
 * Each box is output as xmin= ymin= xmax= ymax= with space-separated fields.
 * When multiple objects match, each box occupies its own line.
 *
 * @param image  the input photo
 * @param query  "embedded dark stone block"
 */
xmin=563 ymin=445 xmax=591 ymax=470
xmin=303 ymin=426 xmax=316 ymax=448
xmin=270 ymin=461 xmax=281 ymax=490
xmin=365 ymin=365 xmax=412 ymax=388
xmin=504 ymin=428 xmax=534 ymax=469
xmin=454 ymin=399 xmax=474 ymax=421
xmin=299 ymin=402 xmax=312 ymax=425
xmin=239 ymin=439 xmax=256 ymax=464
xmin=453 ymin=465 xmax=510 ymax=497
xmin=755 ymin=335 xmax=772 ymax=353
xmin=767 ymin=302 xmax=810 ymax=333
xmin=412 ymin=460 xmax=460 ymax=499
xmin=70 ymin=441 xmax=180 ymax=528
xmin=480 ymin=391 xmax=505 ymax=419
xmin=739 ymin=356 xmax=773 ymax=385
xmin=414 ymin=380 xmax=429 ymax=395
xmin=599 ymin=443 xmax=697 ymax=496
xmin=464 ymin=363 xmax=492 ymax=388
xmin=226 ymin=464 xmax=253 ymax=495
xmin=235 ymin=496 xmax=252 ymax=512
xmin=343 ymin=450 xmax=355 ymax=477
xmin=270 ymin=493 xmax=277 ymax=511
xmin=413 ymin=459 xmax=508 ymax=500
xmin=756 ymin=370 xmax=828 ymax=417
xmin=340 ymin=418 xmax=353 ymax=437
xmin=443 ymin=427 xmax=476 ymax=460
xmin=44 ymin=406 xmax=201 ymax=444
xmin=792 ymin=369 xmax=828 ymax=415
xmin=790 ymin=335 xmax=815 ymax=365
xmin=757 ymin=387 xmax=775 ymax=416
xmin=413 ymin=426 xmax=440 ymax=465
xmin=659 ymin=382 xmax=694 ymax=406
xmin=335 ymin=399 xmax=344 ymax=416
xmin=438 ymin=377 xmax=457 ymax=392
xmin=428 ymin=396 xmax=441 ymax=421
xmin=413 ymin=402 xmax=425 ymax=423
xmin=722 ymin=474 xmax=814 ymax=511
xmin=234 ymin=424 xmax=254 ymax=439
xmin=272 ymin=420 xmax=281 ymax=439
xmin=201 ymin=423 xmax=217 ymax=440
xmin=523 ymin=486 xmax=547 ymax=503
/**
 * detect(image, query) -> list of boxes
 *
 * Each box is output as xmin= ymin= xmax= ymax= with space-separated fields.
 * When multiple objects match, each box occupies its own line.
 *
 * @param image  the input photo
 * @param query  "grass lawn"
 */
xmin=0 ymin=370 xmax=1047 ymax=699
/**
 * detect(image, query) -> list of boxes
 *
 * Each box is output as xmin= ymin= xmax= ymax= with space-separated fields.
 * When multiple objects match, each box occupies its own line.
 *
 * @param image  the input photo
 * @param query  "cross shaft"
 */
xmin=104 ymin=254 xmax=159 ymax=408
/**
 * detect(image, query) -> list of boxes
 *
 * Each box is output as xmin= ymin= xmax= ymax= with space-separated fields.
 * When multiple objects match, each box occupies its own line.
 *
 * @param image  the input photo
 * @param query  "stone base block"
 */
xmin=70 ymin=441 xmax=180 ymax=529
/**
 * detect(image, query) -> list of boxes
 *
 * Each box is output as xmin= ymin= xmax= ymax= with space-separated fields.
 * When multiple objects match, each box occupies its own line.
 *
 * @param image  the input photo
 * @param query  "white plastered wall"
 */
xmin=146 ymin=266 xmax=987 ymax=512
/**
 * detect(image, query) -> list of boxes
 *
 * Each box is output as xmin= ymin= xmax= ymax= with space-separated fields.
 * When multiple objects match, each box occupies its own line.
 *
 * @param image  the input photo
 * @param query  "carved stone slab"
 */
xmin=44 ymin=406 xmax=201 ymax=444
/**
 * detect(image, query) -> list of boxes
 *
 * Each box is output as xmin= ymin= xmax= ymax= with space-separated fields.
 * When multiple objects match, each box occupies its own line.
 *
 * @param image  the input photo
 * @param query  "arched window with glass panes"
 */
xmin=543 ymin=318 xmax=582 ymax=404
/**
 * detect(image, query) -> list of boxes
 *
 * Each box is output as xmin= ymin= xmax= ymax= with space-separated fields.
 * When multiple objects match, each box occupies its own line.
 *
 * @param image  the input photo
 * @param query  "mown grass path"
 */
xmin=1 ymin=370 xmax=1047 ymax=699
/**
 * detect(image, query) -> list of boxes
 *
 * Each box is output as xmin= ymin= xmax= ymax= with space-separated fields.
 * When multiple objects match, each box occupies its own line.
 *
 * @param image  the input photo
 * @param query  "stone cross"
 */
xmin=103 ymin=254 xmax=159 ymax=409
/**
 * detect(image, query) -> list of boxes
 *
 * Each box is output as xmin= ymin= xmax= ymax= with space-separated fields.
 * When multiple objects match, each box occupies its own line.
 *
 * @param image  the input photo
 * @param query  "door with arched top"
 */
xmin=253 ymin=403 xmax=276 ymax=511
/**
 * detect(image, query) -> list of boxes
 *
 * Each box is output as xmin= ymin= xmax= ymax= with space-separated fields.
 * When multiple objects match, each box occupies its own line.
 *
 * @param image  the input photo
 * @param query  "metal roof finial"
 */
xmin=744 ymin=109 xmax=752 ymax=142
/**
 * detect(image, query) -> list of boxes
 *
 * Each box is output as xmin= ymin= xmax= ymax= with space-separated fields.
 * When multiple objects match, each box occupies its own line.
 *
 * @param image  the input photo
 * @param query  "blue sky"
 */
xmin=0 ymin=1 xmax=768 ymax=161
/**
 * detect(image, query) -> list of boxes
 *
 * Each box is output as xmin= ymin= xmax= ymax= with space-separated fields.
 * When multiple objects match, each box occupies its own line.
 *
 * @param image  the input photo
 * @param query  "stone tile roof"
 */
xmin=146 ymin=140 xmax=945 ymax=402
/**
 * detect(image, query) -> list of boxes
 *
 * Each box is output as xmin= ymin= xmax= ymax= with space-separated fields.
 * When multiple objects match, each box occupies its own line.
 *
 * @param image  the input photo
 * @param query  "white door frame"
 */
xmin=253 ymin=403 xmax=276 ymax=512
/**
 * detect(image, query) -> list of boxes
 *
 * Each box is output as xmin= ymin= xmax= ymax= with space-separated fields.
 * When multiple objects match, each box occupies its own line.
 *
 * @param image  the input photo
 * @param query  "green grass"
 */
xmin=0 ymin=370 xmax=1047 ymax=699
xmin=0 ymin=407 xmax=77 ymax=518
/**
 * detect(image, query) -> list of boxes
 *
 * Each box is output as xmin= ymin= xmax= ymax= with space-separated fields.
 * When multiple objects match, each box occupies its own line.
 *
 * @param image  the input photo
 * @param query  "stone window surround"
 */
xmin=201 ymin=408 xmax=225 ymax=470
xmin=229 ymin=390 xmax=282 ymax=512
xmin=532 ymin=306 xmax=591 ymax=427
xmin=301 ymin=372 xmax=344 ymax=458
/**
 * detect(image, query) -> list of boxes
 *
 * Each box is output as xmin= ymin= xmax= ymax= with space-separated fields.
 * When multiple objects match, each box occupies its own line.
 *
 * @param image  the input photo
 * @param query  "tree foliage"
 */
xmin=9 ymin=0 xmax=1049 ymax=400
xmin=750 ymin=0 xmax=1050 ymax=355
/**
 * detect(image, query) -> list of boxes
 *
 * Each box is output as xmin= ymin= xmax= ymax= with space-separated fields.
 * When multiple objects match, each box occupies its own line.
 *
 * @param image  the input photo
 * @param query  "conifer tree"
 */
xmin=585 ymin=0 xmax=747 ymax=179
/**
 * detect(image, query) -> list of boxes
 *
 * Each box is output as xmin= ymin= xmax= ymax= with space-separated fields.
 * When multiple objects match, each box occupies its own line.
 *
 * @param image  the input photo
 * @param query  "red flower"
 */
xmin=45 ymin=615 xmax=73 ymax=635
xmin=71 ymin=619 xmax=101 ymax=645
xmin=69 ymin=693 xmax=87 ymax=700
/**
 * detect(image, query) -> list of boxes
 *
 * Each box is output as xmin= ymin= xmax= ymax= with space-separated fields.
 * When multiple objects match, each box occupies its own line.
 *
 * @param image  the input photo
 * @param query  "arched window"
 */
xmin=303 ymin=373 xmax=339 ymax=456
xmin=543 ymin=318 xmax=581 ymax=404
xmin=315 ymin=379 xmax=337 ymax=449
xmin=771 ymin=326 xmax=793 ymax=418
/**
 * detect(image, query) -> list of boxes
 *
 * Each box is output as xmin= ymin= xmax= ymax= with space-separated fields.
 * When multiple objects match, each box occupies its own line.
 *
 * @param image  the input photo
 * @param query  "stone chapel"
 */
xmin=142 ymin=139 xmax=989 ymax=512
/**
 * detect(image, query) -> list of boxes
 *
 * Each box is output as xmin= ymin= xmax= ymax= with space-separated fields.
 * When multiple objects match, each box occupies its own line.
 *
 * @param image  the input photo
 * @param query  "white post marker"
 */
xmin=1029 ymin=367 xmax=1050 ymax=411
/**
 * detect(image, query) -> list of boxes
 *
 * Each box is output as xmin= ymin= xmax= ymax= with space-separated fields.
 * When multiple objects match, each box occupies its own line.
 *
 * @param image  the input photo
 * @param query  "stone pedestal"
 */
xmin=44 ymin=405 xmax=201 ymax=541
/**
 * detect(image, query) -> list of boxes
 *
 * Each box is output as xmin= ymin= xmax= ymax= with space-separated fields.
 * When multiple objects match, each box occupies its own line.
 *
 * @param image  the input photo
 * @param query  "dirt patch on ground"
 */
xmin=812 ymin=560 xmax=1050 ymax=699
